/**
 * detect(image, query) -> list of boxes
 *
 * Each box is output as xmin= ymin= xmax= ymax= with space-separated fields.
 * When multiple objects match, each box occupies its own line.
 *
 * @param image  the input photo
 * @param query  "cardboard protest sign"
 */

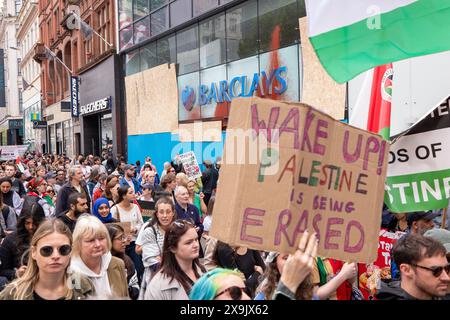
xmin=385 ymin=96 xmax=450 ymax=212
xmin=179 ymin=151 xmax=202 ymax=179
xmin=358 ymin=229 xmax=405 ymax=299
xmin=210 ymin=97 xmax=389 ymax=263
xmin=137 ymin=200 xmax=155 ymax=218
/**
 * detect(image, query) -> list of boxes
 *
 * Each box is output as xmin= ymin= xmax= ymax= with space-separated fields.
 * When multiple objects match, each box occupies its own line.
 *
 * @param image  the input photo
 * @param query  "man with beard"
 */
xmin=376 ymin=234 xmax=450 ymax=300
xmin=58 ymin=193 xmax=88 ymax=233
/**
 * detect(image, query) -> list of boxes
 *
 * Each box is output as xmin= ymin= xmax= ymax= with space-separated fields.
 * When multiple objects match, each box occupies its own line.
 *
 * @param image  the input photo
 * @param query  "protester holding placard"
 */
xmin=255 ymin=251 xmax=316 ymax=300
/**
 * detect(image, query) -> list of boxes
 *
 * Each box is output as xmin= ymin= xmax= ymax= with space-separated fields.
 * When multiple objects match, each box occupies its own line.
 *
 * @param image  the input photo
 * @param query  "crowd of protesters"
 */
xmin=0 ymin=151 xmax=448 ymax=300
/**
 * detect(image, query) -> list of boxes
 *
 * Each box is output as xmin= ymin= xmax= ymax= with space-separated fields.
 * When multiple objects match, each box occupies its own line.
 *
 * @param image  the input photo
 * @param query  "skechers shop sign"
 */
xmin=80 ymin=97 xmax=111 ymax=116
xmin=181 ymin=66 xmax=287 ymax=110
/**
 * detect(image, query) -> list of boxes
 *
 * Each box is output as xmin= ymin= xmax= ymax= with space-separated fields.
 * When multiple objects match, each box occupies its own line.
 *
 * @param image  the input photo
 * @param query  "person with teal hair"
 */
xmin=92 ymin=197 xmax=117 ymax=223
xmin=189 ymin=268 xmax=251 ymax=300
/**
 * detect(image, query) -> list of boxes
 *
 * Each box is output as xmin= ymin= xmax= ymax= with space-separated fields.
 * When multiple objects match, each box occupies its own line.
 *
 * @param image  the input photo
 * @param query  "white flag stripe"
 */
xmin=305 ymin=0 xmax=417 ymax=37
xmin=349 ymin=69 xmax=373 ymax=130
xmin=387 ymin=127 xmax=450 ymax=176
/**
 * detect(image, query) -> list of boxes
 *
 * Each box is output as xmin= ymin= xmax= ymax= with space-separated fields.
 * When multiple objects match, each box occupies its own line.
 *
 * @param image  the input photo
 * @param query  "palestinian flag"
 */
xmin=349 ymin=64 xmax=393 ymax=141
xmin=367 ymin=64 xmax=393 ymax=140
xmin=305 ymin=0 xmax=450 ymax=83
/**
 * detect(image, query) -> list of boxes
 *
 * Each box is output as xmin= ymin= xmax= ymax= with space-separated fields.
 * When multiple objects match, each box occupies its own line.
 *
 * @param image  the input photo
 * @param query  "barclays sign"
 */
xmin=181 ymin=66 xmax=288 ymax=111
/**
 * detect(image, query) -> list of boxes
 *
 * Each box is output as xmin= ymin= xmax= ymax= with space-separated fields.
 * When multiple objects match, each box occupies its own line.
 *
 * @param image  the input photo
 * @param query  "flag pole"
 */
xmin=442 ymin=208 xmax=447 ymax=229
xmin=44 ymin=46 xmax=73 ymax=74
xmin=71 ymin=12 xmax=113 ymax=47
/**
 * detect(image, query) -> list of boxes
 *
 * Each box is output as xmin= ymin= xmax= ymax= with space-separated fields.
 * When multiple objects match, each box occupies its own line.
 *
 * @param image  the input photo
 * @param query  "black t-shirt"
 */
xmin=58 ymin=214 xmax=77 ymax=233
xmin=33 ymin=291 xmax=65 ymax=300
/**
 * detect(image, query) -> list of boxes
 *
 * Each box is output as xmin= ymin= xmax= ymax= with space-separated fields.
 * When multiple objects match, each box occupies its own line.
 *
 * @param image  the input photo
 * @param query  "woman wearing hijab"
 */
xmin=92 ymin=198 xmax=117 ymax=224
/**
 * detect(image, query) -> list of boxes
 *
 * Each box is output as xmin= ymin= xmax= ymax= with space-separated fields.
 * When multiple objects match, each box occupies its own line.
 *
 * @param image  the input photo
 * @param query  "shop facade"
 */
xmin=43 ymin=99 xmax=74 ymax=157
xmin=78 ymin=55 xmax=124 ymax=158
xmin=118 ymin=0 xmax=306 ymax=171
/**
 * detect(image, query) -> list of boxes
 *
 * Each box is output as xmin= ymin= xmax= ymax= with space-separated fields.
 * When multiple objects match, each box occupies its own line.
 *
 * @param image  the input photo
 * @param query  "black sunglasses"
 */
xmin=173 ymin=220 xmax=195 ymax=228
xmin=412 ymin=263 xmax=450 ymax=277
xmin=39 ymin=244 xmax=72 ymax=257
xmin=214 ymin=286 xmax=248 ymax=300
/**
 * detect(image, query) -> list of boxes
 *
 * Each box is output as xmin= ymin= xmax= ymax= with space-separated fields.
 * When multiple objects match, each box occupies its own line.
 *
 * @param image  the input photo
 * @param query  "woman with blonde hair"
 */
xmin=69 ymin=214 xmax=129 ymax=298
xmin=0 ymin=219 xmax=95 ymax=300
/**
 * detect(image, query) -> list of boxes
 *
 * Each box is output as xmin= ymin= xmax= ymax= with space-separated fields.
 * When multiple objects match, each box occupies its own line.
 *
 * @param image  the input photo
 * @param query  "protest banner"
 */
xmin=385 ymin=96 xmax=450 ymax=212
xmin=358 ymin=228 xmax=405 ymax=299
xmin=179 ymin=151 xmax=202 ymax=179
xmin=0 ymin=145 xmax=28 ymax=161
xmin=210 ymin=97 xmax=389 ymax=263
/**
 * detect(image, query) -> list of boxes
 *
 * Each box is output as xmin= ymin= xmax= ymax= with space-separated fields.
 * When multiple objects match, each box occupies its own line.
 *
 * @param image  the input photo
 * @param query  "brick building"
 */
xmin=34 ymin=0 xmax=125 ymax=158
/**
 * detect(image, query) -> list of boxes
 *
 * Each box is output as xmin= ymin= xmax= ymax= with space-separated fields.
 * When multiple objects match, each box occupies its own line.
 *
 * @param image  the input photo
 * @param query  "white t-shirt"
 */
xmin=111 ymin=204 xmax=144 ymax=242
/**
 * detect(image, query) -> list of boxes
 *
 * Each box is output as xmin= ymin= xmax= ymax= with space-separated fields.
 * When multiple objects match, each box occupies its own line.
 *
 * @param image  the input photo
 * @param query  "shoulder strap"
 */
xmin=150 ymin=225 xmax=162 ymax=255
xmin=111 ymin=205 xmax=121 ymax=222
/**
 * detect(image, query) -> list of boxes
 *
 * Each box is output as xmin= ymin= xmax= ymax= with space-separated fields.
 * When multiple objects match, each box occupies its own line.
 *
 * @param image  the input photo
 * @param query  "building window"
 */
xmin=176 ymin=25 xmax=199 ymax=75
xmin=140 ymin=42 xmax=157 ymax=71
xmin=97 ymin=5 xmax=111 ymax=54
xmin=15 ymin=0 xmax=22 ymax=15
xmin=125 ymin=50 xmax=141 ymax=76
xmin=226 ymin=0 xmax=258 ymax=62
xmin=258 ymin=0 xmax=299 ymax=53
xmin=19 ymin=90 xmax=23 ymax=113
xmin=119 ymin=0 xmax=133 ymax=29
xmin=134 ymin=17 xmax=150 ymax=45
xmin=194 ymin=0 xmax=218 ymax=17
xmin=134 ymin=0 xmax=149 ymax=21
xmin=151 ymin=0 xmax=168 ymax=11
xmin=17 ymin=58 xmax=21 ymax=76
xmin=170 ymin=0 xmax=192 ymax=28
xmin=199 ymin=13 xmax=226 ymax=69
xmin=157 ymin=34 xmax=176 ymax=65
xmin=151 ymin=6 xmax=168 ymax=37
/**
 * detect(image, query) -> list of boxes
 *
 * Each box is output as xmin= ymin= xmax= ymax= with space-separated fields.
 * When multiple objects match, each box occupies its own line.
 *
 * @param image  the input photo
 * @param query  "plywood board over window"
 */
xmin=176 ymin=121 xmax=222 ymax=142
xmin=125 ymin=63 xmax=178 ymax=135
xmin=299 ymin=17 xmax=346 ymax=120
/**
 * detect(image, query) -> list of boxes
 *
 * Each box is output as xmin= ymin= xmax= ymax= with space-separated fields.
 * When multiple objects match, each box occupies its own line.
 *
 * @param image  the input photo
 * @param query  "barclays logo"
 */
xmin=182 ymin=86 xmax=196 ymax=111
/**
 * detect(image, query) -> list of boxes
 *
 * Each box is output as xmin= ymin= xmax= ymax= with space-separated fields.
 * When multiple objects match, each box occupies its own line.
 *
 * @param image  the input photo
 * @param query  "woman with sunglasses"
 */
xmin=70 ymin=214 xmax=129 ymax=298
xmin=143 ymin=219 xmax=205 ymax=300
xmin=0 ymin=219 xmax=95 ymax=300
xmin=138 ymin=197 xmax=176 ymax=299
xmin=189 ymin=268 xmax=251 ymax=300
